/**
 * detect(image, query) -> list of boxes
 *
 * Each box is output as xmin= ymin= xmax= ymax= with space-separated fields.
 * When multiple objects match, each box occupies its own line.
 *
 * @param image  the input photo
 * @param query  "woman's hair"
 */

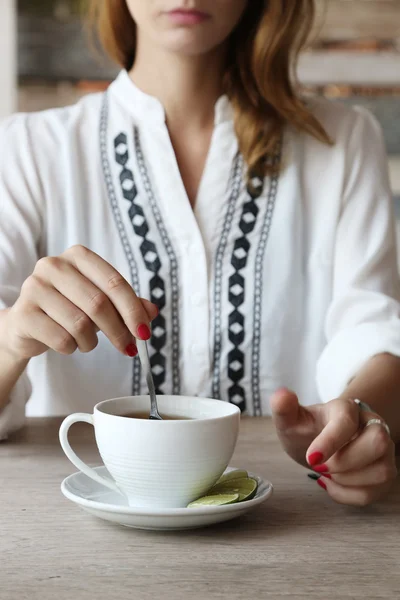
xmin=89 ymin=0 xmax=330 ymax=180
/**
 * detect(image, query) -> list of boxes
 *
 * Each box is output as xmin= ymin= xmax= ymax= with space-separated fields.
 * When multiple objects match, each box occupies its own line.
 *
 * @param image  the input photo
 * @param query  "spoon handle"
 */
xmin=136 ymin=339 xmax=161 ymax=419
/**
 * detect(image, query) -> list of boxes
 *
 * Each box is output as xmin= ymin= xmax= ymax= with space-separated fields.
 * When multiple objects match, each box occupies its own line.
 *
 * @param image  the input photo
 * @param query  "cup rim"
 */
xmin=94 ymin=395 xmax=240 ymax=422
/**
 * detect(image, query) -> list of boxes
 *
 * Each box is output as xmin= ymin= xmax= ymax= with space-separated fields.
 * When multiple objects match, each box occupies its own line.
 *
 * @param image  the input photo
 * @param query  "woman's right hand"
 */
xmin=3 ymin=245 xmax=158 ymax=361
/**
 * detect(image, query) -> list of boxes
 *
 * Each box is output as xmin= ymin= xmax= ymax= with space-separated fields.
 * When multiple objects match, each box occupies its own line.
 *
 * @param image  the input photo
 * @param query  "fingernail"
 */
xmin=307 ymin=473 xmax=320 ymax=481
xmin=313 ymin=463 xmax=329 ymax=474
xmin=137 ymin=324 xmax=151 ymax=340
xmin=317 ymin=479 xmax=327 ymax=491
xmin=308 ymin=451 xmax=324 ymax=466
xmin=154 ymin=305 xmax=160 ymax=317
xmin=125 ymin=343 xmax=138 ymax=357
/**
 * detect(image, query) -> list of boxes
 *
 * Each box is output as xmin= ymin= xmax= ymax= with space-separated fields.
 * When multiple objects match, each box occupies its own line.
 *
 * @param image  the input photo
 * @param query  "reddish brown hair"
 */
xmin=89 ymin=0 xmax=330 ymax=179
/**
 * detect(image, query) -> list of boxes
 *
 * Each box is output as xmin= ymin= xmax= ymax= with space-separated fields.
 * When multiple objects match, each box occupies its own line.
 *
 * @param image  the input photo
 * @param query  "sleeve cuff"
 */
xmin=0 ymin=374 xmax=32 ymax=441
xmin=316 ymin=321 xmax=400 ymax=403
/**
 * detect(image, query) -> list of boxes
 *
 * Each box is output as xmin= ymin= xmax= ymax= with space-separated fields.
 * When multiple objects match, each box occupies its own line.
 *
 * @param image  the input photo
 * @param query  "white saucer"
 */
xmin=61 ymin=467 xmax=273 ymax=531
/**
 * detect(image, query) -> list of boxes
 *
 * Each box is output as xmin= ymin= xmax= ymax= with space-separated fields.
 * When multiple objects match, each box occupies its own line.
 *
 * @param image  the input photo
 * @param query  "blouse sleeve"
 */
xmin=0 ymin=114 xmax=42 ymax=439
xmin=316 ymin=107 xmax=400 ymax=403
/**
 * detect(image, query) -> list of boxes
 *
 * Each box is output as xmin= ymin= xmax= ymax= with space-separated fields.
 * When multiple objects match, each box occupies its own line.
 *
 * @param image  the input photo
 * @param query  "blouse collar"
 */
xmin=108 ymin=70 xmax=233 ymax=127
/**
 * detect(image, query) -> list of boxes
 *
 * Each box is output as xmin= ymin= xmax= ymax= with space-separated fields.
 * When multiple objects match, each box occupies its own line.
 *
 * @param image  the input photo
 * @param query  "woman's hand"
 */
xmin=271 ymin=388 xmax=397 ymax=506
xmin=2 ymin=245 xmax=158 ymax=360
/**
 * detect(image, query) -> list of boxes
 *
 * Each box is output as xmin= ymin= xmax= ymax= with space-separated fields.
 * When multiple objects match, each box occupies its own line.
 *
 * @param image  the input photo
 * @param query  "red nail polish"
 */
xmin=137 ymin=324 xmax=151 ymax=341
xmin=308 ymin=451 xmax=324 ymax=466
xmin=125 ymin=343 xmax=138 ymax=357
xmin=317 ymin=479 xmax=327 ymax=491
xmin=313 ymin=464 xmax=329 ymax=474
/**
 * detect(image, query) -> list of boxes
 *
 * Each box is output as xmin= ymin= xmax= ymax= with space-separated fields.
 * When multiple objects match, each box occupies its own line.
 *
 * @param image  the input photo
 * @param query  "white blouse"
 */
xmin=1 ymin=70 xmax=400 ymax=439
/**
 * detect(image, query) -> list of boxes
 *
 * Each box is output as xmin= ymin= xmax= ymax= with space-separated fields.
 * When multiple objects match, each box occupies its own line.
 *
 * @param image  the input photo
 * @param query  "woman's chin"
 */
xmin=157 ymin=32 xmax=223 ymax=57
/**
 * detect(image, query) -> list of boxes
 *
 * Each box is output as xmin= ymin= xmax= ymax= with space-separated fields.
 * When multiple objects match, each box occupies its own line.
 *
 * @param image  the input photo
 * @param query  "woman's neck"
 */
xmin=129 ymin=37 xmax=228 ymax=207
xmin=129 ymin=40 xmax=227 ymax=131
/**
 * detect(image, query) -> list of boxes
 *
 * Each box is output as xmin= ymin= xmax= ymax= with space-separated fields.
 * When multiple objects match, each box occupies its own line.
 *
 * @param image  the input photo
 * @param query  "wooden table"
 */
xmin=1 ymin=418 xmax=399 ymax=600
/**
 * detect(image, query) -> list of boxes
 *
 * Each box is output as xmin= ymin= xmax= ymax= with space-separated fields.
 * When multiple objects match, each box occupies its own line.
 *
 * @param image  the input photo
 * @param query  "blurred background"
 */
xmin=0 ymin=0 xmax=399 ymax=256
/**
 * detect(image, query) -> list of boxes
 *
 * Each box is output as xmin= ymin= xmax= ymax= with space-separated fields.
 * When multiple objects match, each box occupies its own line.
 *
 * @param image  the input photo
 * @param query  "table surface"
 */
xmin=1 ymin=418 xmax=399 ymax=600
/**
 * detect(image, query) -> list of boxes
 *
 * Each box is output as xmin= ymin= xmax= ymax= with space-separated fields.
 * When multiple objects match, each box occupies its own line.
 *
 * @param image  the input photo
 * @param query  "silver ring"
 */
xmin=364 ymin=418 xmax=391 ymax=437
xmin=354 ymin=399 xmax=391 ymax=437
xmin=354 ymin=398 xmax=373 ymax=412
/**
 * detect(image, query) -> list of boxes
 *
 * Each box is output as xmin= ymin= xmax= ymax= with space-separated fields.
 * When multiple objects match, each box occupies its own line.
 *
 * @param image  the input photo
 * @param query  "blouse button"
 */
xmin=191 ymin=343 xmax=203 ymax=355
xmin=181 ymin=239 xmax=191 ymax=251
xmin=191 ymin=293 xmax=205 ymax=307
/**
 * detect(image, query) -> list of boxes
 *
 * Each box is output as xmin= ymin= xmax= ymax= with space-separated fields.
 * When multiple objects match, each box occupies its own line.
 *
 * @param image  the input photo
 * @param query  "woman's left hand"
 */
xmin=271 ymin=388 xmax=398 ymax=506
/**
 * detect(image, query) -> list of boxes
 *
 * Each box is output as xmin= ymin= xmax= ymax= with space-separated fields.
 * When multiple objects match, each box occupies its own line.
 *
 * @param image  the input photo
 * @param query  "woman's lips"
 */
xmin=167 ymin=9 xmax=210 ymax=26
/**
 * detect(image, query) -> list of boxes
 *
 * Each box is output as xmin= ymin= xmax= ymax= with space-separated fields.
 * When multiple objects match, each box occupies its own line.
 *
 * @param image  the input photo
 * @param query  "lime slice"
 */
xmin=216 ymin=469 xmax=248 ymax=484
xmin=209 ymin=477 xmax=258 ymax=502
xmin=187 ymin=493 xmax=240 ymax=508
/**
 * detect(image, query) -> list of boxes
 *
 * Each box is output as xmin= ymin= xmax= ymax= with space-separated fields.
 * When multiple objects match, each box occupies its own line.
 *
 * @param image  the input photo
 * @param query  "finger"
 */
xmin=315 ymin=475 xmax=394 ymax=507
xmin=37 ymin=258 xmax=134 ymax=354
xmin=270 ymin=388 xmax=301 ymax=432
xmin=22 ymin=308 xmax=78 ymax=356
xmin=141 ymin=298 xmax=159 ymax=321
xmin=63 ymin=246 xmax=153 ymax=339
xmin=36 ymin=279 xmax=99 ymax=353
xmin=306 ymin=398 xmax=359 ymax=467
xmin=330 ymin=456 xmax=398 ymax=487
xmin=323 ymin=421 xmax=394 ymax=474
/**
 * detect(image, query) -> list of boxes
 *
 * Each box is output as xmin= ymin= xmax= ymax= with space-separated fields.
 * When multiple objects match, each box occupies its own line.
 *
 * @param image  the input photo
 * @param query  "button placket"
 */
xmin=142 ymin=127 xmax=211 ymax=394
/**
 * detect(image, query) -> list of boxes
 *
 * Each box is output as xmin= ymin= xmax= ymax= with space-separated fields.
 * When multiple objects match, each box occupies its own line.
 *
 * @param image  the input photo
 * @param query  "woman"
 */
xmin=0 ymin=0 xmax=399 ymax=506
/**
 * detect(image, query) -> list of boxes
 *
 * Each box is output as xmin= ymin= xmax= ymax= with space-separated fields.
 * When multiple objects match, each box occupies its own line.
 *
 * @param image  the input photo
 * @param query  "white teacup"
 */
xmin=59 ymin=395 xmax=240 ymax=509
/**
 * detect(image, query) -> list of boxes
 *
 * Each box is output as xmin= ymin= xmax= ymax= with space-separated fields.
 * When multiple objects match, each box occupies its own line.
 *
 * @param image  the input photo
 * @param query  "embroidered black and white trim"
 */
xmin=112 ymin=131 xmax=171 ymax=394
xmin=212 ymin=153 xmax=244 ymax=400
xmin=251 ymin=146 xmax=281 ymax=416
xmin=99 ymin=92 xmax=141 ymax=395
xmin=226 ymin=174 xmax=265 ymax=412
xmin=134 ymin=128 xmax=181 ymax=395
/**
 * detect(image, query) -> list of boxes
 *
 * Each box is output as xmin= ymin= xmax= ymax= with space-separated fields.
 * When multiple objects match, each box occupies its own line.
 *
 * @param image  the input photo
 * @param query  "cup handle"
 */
xmin=59 ymin=413 xmax=119 ymax=492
